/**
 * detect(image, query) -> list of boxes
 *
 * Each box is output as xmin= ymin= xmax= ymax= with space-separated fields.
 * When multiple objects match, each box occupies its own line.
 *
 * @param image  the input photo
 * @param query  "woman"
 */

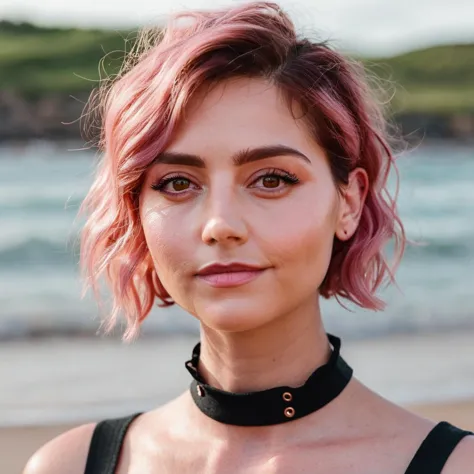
xmin=25 ymin=2 xmax=473 ymax=473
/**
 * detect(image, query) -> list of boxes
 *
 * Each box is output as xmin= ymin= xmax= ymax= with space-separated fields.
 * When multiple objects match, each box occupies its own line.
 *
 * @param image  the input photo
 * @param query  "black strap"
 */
xmin=84 ymin=412 xmax=143 ymax=474
xmin=405 ymin=421 xmax=473 ymax=474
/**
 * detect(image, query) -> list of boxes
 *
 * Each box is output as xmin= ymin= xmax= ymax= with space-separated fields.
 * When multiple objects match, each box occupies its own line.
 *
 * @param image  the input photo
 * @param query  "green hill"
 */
xmin=1 ymin=20 xmax=473 ymax=114
xmin=364 ymin=43 xmax=474 ymax=113
xmin=0 ymin=21 xmax=130 ymax=97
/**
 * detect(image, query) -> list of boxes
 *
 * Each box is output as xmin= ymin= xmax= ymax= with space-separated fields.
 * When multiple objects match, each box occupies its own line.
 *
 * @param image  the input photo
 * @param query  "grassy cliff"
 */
xmin=1 ymin=20 xmax=473 ymax=114
xmin=364 ymin=43 xmax=474 ymax=114
xmin=0 ymin=21 xmax=129 ymax=97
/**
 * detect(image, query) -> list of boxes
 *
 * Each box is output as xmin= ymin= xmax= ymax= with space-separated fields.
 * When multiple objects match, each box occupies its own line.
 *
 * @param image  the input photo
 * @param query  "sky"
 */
xmin=2 ymin=0 xmax=474 ymax=56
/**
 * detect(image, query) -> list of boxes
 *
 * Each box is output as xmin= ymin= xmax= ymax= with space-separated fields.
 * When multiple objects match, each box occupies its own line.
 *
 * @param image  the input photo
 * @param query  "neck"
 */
xmin=197 ymin=296 xmax=331 ymax=393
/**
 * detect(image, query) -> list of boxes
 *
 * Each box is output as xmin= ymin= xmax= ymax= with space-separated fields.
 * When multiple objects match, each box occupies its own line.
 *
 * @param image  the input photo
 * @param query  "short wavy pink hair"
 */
xmin=79 ymin=1 xmax=406 ymax=341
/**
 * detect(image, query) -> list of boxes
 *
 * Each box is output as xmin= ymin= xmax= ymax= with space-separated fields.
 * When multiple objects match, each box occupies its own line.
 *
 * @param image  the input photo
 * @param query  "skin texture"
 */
xmin=24 ymin=78 xmax=474 ymax=474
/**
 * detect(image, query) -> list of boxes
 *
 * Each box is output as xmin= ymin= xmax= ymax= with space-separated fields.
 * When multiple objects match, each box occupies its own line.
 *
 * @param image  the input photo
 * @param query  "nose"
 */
xmin=201 ymin=190 xmax=248 ymax=246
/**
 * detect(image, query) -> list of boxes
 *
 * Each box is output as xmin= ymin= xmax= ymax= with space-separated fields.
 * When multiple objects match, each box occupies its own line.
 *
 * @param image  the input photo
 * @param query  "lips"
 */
xmin=195 ymin=262 xmax=268 ymax=288
xmin=196 ymin=262 xmax=265 ymax=276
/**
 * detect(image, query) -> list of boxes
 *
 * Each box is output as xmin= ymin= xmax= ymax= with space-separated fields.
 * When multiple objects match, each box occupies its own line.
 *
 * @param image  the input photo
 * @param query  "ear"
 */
xmin=335 ymin=167 xmax=369 ymax=241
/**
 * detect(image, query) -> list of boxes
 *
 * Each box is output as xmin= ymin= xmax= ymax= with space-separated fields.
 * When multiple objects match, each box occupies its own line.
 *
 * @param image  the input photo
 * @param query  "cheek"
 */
xmin=256 ymin=187 xmax=337 ymax=278
xmin=140 ymin=204 xmax=190 ymax=279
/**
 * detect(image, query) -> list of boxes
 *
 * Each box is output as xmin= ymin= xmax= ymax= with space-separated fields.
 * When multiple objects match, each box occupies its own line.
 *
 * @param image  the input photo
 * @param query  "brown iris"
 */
xmin=262 ymin=176 xmax=280 ymax=188
xmin=172 ymin=178 xmax=190 ymax=191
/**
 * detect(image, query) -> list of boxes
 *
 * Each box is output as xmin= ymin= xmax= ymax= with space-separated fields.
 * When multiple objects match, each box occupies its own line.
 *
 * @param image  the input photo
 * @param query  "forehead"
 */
xmin=167 ymin=77 xmax=313 ymax=154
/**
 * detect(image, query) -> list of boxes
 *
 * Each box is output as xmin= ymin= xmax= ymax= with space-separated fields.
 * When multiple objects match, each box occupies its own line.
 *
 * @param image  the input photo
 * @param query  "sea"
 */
xmin=0 ymin=140 xmax=473 ymax=342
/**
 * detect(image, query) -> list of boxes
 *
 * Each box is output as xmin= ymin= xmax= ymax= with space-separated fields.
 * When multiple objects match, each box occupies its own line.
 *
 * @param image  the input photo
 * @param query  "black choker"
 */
xmin=184 ymin=333 xmax=353 ymax=426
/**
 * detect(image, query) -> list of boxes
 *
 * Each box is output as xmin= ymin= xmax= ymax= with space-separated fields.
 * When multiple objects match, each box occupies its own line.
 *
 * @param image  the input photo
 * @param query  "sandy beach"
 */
xmin=2 ymin=330 xmax=474 ymax=473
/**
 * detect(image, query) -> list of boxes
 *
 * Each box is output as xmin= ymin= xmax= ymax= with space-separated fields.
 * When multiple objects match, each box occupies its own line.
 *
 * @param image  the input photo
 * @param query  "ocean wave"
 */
xmin=0 ymin=237 xmax=79 ymax=267
xmin=404 ymin=239 xmax=473 ymax=259
xmin=0 ymin=195 xmax=84 ymax=213
xmin=0 ymin=185 xmax=86 ymax=208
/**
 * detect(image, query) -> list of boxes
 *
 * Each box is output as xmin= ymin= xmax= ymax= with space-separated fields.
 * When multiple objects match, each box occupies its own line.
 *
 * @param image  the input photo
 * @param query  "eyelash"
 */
xmin=150 ymin=169 xmax=300 ymax=196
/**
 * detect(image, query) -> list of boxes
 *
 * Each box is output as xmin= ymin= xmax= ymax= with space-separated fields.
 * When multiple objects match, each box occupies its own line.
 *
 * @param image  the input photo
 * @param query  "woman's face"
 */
xmin=139 ymin=78 xmax=358 ymax=332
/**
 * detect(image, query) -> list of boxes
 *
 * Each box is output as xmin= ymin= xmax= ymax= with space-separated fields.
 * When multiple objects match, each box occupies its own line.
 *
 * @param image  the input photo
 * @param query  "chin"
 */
xmin=194 ymin=298 xmax=277 ymax=333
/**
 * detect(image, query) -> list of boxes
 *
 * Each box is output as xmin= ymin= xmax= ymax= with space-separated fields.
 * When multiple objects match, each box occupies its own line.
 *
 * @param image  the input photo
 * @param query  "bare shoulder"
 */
xmin=375 ymin=398 xmax=474 ymax=474
xmin=22 ymin=396 xmax=187 ymax=474
xmin=22 ymin=422 xmax=96 ymax=474
xmin=442 ymin=434 xmax=474 ymax=474
xmin=384 ymin=400 xmax=474 ymax=473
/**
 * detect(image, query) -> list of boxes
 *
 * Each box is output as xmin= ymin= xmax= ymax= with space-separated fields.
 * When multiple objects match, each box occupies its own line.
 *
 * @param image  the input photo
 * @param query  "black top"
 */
xmin=84 ymin=413 xmax=473 ymax=473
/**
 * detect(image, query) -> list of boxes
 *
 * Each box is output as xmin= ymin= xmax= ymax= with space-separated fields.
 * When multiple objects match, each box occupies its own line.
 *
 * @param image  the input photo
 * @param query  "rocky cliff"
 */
xmin=0 ymin=90 xmax=91 ymax=141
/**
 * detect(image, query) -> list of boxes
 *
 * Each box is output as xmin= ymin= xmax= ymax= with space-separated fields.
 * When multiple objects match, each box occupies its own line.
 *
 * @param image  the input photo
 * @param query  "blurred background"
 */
xmin=0 ymin=0 xmax=473 ymax=471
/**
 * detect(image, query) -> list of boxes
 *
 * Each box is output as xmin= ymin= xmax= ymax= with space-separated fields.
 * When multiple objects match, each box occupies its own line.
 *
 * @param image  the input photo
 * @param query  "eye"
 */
xmin=250 ymin=169 xmax=300 ymax=192
xmin=150 ymin=174 xmax=198 ymax=195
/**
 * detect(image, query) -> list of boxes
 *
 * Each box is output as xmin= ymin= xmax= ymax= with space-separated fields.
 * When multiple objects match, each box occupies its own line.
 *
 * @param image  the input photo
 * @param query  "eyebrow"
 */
xmin=151 ymin=144 xmax=312 ymax=168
